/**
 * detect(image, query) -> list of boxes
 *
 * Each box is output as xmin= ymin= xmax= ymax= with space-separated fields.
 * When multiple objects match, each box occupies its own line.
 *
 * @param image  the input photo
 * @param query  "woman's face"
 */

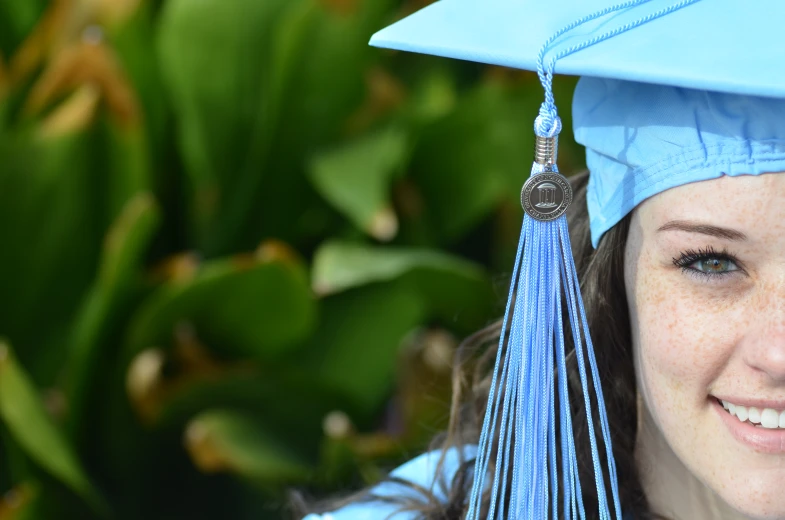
xmin=625 ymin=172 xmax=785 ymax=519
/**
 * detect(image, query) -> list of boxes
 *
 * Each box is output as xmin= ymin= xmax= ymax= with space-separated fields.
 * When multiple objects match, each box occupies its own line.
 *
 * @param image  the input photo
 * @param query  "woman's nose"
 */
xmin=743 ymin=281 xmax=785 ymax=382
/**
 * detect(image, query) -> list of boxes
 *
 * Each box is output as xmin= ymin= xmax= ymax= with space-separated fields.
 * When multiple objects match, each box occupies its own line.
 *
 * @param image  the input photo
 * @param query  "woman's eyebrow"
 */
xmin=657 ymin=220 xmax=748 ymax=241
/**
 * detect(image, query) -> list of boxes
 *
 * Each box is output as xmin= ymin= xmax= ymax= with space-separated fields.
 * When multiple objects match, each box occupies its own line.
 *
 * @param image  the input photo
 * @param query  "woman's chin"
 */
xmin=721 ymin=498 xmax=785 ymax=519
xmin=711 ymin=471 xmax=785 ymax=520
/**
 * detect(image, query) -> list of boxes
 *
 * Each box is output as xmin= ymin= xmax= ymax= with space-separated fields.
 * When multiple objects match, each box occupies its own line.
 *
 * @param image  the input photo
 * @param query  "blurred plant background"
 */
xmin=0 ymin=0 xmax=583 ymax=518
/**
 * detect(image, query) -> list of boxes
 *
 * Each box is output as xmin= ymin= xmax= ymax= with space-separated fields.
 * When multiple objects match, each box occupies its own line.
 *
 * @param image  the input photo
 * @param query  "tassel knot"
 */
xmin=534 ymin=103 xmax=562 ymax=138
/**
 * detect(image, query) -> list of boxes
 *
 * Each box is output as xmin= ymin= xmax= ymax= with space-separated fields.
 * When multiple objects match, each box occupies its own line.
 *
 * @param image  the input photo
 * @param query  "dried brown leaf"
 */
xmin=9 ymin=0 xmax=79 ymax=84
xmin=149 ymin=253 xmax=201 ymax=283
xmin=254 ymin=239 xmax=302 ymax=266
xmin=94 ymin=0 xmax=143 ymax=27
xmin=38 ymin=83 xmax=100 ymax=138
xmin=25 ymin=38 xmax=140 ymax=129
xmin=0 ymin=484 xmax=36 ymax=520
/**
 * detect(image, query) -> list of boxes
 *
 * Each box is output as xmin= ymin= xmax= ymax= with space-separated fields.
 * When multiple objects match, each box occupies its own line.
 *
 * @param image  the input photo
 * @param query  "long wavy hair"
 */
xmin=301 ymin=171 xmax=659 ymax=519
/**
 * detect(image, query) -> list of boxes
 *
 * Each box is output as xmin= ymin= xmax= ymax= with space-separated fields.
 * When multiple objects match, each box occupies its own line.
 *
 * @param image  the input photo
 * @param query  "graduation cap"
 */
xmin=369 ymin=0 xmax=785 ymax=519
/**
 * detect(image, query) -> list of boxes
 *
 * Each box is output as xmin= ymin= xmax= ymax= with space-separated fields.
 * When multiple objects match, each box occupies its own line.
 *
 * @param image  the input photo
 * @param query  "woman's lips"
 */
xmin=713 ymin=398 xmax=785 ymax=454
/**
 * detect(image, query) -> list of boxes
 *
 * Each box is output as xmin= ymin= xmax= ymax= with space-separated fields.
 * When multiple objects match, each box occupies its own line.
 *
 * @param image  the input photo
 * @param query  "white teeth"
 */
xmin=762 ymin=409 xmax=779 ymax=429
xmin=721 ymin=400 xmax=785 ymax=429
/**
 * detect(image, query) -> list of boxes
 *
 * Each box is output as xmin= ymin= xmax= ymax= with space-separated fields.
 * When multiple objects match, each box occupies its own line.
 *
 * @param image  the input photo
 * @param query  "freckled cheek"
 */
xmin=635 ymin=274 xmax=728 ymax=387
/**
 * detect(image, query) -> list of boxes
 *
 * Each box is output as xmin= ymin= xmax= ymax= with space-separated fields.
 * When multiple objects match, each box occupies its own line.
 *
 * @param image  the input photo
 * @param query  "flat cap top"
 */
xmin=370 ymin=0 xmax=785 ymax=98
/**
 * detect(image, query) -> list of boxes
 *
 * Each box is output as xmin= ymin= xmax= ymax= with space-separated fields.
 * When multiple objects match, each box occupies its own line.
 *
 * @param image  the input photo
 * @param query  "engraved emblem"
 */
xmin=521 ymin=172 xmax=572 ymax=221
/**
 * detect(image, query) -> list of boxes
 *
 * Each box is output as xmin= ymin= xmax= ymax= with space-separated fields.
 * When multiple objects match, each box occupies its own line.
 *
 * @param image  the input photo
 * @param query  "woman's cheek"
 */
xmin=634 ymin=263 xmax=736 ymax=402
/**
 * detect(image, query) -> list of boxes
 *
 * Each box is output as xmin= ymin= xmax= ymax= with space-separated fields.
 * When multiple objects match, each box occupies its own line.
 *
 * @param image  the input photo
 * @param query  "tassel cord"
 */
xmin=556 ymin=279 xmax=587 ymax=520
xmin=535 ymin=0 xmax=656 ymax=112
xmin=523 ymin=220 xmax=546 ymax=518
xmin=496 ymin=217 xmax=536 ymax=520
xmin=534 ymin=222 xmax=554 ymax=518
xmin=558 ymin=220 xmax=620 ymax=519
xmin=546 ymin=223 xmax=559 ymax=520
xmin=466 ymin=217 xmax=530 ymax=520
xmin=535 ymin=0 xmax=704 ymax=134
xmin=509 ymin=216 xmax=539 ymax=518
xmin=560 ymin=228 xmax=624 ymax=520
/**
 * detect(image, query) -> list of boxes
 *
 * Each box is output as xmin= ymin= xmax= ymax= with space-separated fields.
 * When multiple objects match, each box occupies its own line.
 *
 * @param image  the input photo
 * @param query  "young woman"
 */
xmin=303 ymin=1 xmax=785 ymax=519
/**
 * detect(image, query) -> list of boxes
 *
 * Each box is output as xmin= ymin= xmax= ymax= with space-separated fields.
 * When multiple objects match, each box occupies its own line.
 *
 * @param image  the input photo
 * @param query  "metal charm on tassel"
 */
xmin=464 ymin=106 xmax=622 ymax=520
xmin=521 ymin=133 xmax=572 ymax=222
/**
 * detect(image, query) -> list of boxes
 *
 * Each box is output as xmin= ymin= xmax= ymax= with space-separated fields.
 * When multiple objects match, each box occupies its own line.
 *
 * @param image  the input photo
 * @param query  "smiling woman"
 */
xmin=302 ymin=1 xmax=785 ymax=519
xmin=626 ymin=172 xmax=785 ymax=518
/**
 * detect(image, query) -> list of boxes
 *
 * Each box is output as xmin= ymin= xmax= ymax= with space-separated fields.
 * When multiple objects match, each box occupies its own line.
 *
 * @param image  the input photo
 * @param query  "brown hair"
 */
xmin=302 ymin=171 xmax=660 ymax=519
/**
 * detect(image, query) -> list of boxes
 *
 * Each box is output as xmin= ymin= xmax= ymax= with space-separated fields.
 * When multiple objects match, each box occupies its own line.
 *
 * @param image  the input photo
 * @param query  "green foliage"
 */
xmin=309 ymin=126 xmax=407 ymax=240
xmin=0 ymin=343 xmax=106 ymax=515
xmin=0 ymin=0 xmax=583 ymax=518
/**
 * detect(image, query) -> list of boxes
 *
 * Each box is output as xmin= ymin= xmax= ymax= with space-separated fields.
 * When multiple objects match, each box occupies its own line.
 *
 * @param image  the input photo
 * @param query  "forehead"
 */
xmin=634 ymin=172 xmax=785 ymax=235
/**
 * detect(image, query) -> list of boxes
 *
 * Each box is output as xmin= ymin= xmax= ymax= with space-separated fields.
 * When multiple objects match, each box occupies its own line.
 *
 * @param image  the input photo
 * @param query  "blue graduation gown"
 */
xmin=303 ymin=446 xmax=476 ymax=520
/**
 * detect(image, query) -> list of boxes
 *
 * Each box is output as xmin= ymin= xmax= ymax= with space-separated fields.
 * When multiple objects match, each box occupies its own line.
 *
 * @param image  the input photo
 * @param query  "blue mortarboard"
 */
xmin=372 ymin=0 xmax=785 ymax=245
xmin=371 ymin=0 xmax=784 ymax=97
xmin=369 ymin=1 xmax=785 ymax=519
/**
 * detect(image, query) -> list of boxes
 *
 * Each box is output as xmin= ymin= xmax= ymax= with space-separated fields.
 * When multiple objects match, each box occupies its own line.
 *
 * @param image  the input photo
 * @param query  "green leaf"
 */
xmin=313 ymin=241 xmax=496 ymax=335
xmin=0 ymin=343 xmax=105 ymax=514
xmin=184 ymin=409 xmax=310 ymax=482
xmin=305 ymin=281 xmax=426 ymax=413
xmin=215 ymin=0 xmax=398 ymax=251
xmin=309 ymin=127 xmax=407 ymax=240
xmin=154 ymin=371 xmax=341 ymax=453
xmin=109 ymin=6 xmax=170 ymax=163
xmin=66 ymin=193 xmax=161 ymax=438
xmin=158 ymin=0 xmax=286 ymax=183
xmin=312 ymin=240 xmax=483 ymax=295
xmin=127 ymin=251 xmax=316 ymax=359
xmin=157 ymin=0 xmax=317 ymax=252
xmin=101 ymin=122 xmax=153 ymax=223
xmin=409 ymin=81 xmax=536 ymax=243
xmin=201 ymin=0 xmax=319 ymax=254
xmin=98 ymin=193 xmax=161 ymax=290
xmin=405 ymin=68 xmax=458 ymax=126
xmin=282 ymin=0 xmax=398 ymax=143
xmin=0 ymin=0 xmax=45 ymax=56
xmin=0 ymin=131 xmax=105 ymax=383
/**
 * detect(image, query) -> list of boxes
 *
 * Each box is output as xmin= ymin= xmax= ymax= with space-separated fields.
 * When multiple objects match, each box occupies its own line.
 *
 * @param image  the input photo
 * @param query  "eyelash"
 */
xmin=672 ymin=246 xmax=744 ymax=280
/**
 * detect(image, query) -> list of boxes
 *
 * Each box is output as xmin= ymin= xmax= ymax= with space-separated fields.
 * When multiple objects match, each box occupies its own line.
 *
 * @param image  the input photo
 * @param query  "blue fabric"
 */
xmin=371 ymin=0 xmax=785 ymax=246
xmin=303 ymin=446 xmax=476 ymax=520
xmin=573 ymin=77 xmax=785 ymax=245
xmin=370 ymin=0 xmax=785 ymax=99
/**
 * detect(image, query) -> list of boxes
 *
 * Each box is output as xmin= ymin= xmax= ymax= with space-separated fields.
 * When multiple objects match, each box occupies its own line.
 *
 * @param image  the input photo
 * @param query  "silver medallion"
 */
xmin=520 ymin=171 xmax=572 ymax=221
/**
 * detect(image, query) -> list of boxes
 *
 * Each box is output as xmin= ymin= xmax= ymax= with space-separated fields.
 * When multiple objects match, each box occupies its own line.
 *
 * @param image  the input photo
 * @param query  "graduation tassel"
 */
xmin=463 ymin=99 xmax=622 ymax=520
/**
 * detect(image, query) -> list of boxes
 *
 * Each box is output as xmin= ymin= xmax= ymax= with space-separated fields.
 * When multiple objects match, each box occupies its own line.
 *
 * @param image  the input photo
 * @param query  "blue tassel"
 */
xmin=464 ymin=107 xmax=622 ymax=520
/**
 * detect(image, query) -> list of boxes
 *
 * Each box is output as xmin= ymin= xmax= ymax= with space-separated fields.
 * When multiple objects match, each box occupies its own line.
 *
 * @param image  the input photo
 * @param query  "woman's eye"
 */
xmin=690 ymin=257 xmax=739 ymax=274
xmin=673 ymin=248 xmax=744 ymax=279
